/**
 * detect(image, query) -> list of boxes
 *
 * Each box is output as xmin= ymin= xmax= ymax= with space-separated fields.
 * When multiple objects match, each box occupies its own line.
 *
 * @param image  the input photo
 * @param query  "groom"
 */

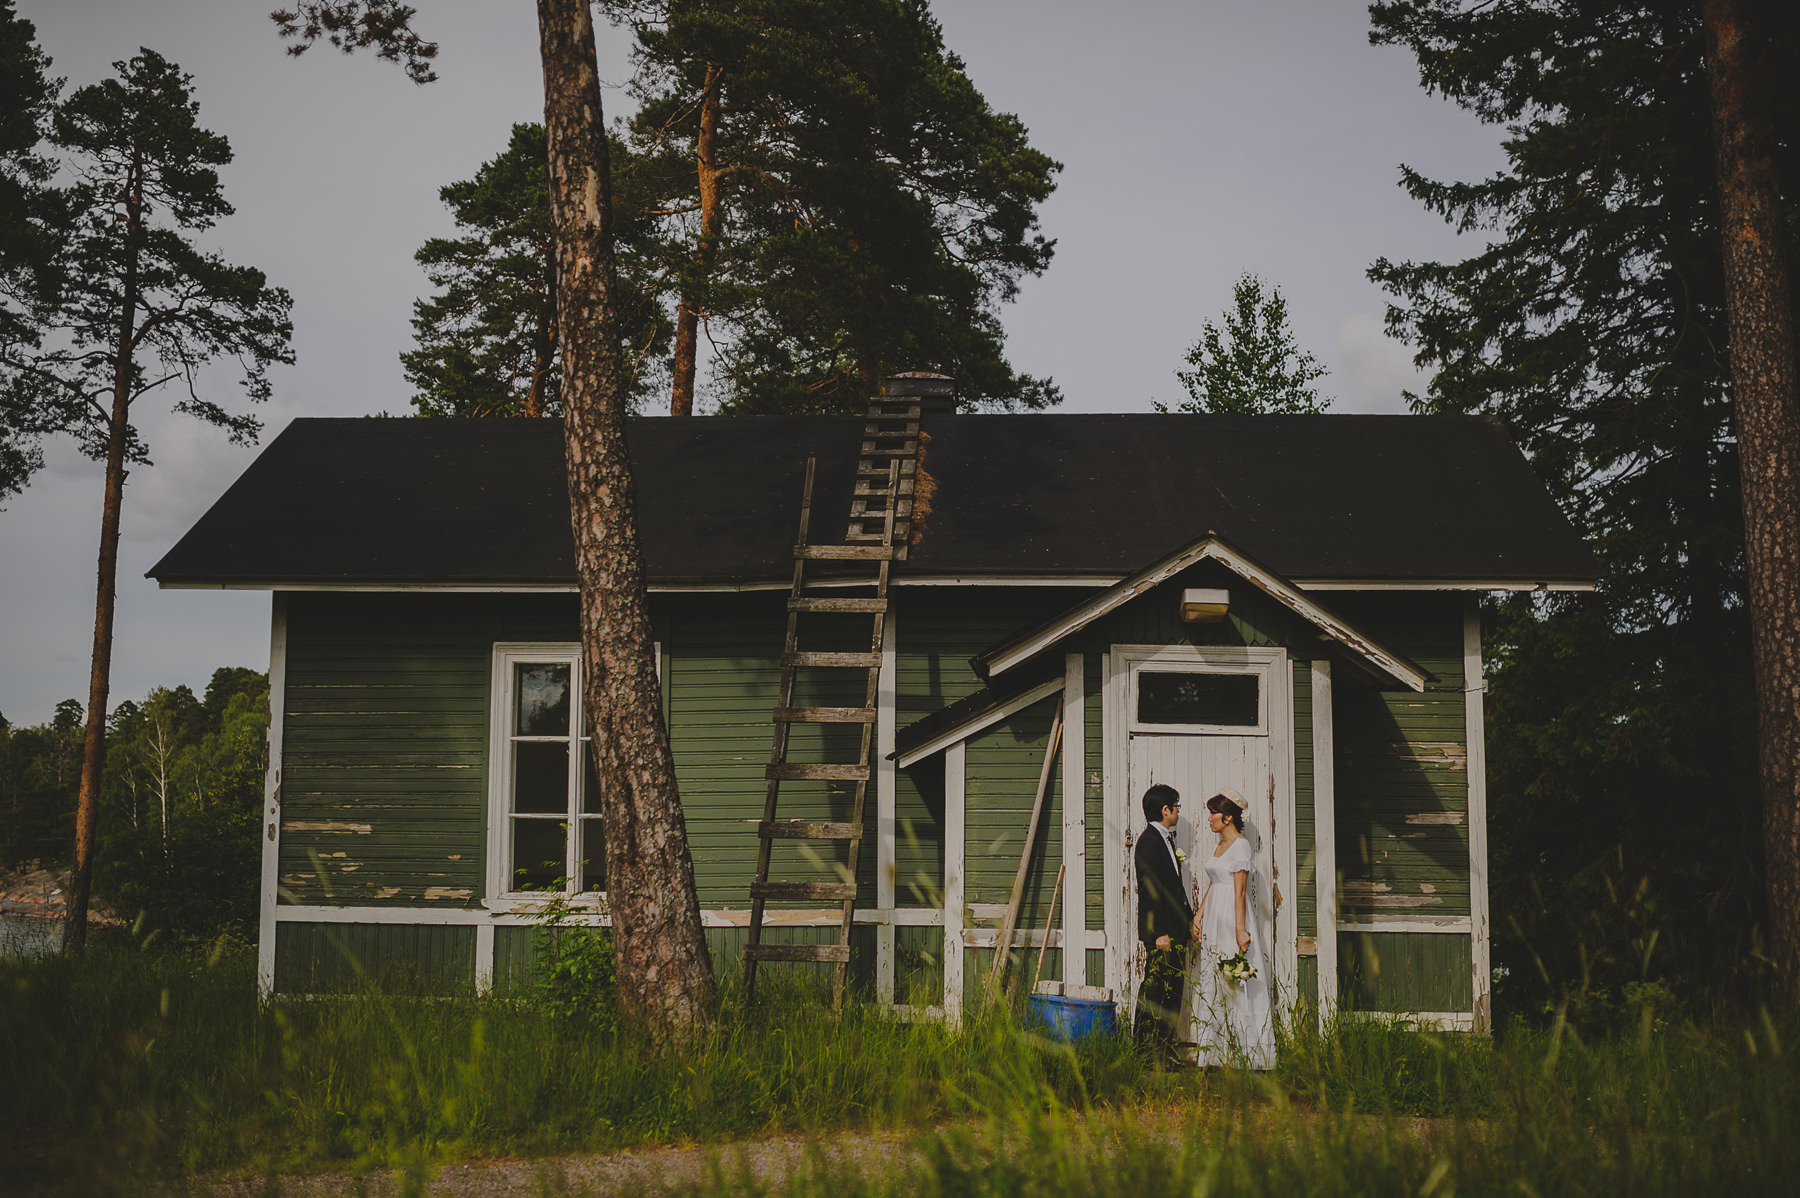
xmin=1134 ymin=783 xmax=1196 ymax=1064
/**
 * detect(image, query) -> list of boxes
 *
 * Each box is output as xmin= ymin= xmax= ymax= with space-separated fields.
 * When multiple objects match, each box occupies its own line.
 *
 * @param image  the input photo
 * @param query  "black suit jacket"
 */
xmin=1135 ymin=825 xmax=1195 ymax=949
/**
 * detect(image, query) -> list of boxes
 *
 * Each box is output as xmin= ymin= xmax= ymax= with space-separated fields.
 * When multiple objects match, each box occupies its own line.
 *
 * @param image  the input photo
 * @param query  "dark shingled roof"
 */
xmin=148 ymin=413 xmax=1597 ymax=587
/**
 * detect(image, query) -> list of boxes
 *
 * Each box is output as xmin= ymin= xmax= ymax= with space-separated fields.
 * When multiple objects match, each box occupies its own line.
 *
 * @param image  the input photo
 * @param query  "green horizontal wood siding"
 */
xmin=1329 ymin=594 xmax=1470 ymax=923
xmin=281 ymin=592 xmax=585 ymax=908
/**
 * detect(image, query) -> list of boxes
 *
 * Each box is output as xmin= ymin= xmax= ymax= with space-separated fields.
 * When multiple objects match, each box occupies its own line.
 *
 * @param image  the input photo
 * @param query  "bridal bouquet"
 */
xmin=1218 ymin=947 xmax=1257 ymax=982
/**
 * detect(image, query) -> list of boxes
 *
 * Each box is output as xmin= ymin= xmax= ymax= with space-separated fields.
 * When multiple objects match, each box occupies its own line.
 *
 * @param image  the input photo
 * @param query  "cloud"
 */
xmin=1331 ymin=312 xmax=1428 ymax=415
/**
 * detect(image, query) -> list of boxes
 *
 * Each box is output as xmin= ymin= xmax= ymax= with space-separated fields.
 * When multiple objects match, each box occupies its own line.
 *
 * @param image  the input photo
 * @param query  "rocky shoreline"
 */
xmin=0 ymin=866 xmax=122 ymax=925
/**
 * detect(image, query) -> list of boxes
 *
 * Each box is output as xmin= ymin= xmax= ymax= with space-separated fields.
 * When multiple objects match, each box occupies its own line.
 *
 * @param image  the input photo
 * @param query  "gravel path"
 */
xmin=202 ymin=1126 xmax=927 ymax=1198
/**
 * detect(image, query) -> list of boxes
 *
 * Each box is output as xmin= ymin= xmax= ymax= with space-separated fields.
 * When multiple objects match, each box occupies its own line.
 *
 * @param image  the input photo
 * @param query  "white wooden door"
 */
xmin=1110 ymin=646 xmax=1289 ymax=1030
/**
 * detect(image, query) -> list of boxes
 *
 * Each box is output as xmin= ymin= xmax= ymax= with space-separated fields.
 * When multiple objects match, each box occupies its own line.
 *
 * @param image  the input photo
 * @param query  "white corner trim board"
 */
xmin=256 ymin=593 xmax=289 ymax=1001
xmin=876 ymin=613 xmax=899 ymax=1004
xmin=1465 ymin=595 xmax=1493 ymax=1034
xmin=1060 ymin=653 xmax=1087 ymax=987
xmin=1311 ymin=659 xmax=1337 ymax=1027
xmin=943 ymin=741 xmax=967 ymax=1024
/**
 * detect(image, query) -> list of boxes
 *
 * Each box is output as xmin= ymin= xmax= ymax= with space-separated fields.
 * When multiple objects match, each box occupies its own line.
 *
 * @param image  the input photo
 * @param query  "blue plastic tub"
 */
xmin=1028 ymin=993 xmax=1118 ymax=1043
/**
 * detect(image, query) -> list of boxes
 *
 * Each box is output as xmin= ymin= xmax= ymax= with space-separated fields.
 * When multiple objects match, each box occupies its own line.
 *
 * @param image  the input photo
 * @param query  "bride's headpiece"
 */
xmin=1211 ymin=787 xmax=1248 ymax=812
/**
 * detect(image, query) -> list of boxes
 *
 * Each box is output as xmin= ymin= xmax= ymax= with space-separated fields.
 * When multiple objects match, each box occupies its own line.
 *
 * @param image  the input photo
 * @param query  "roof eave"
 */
xmin=971 ymin=534 xmax=1433 ymax=693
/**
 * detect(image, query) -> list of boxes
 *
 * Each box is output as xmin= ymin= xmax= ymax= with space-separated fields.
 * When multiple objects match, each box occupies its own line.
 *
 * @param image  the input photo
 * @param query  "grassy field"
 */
xmin=1 ymin=938 xmax=1794 ymax=1195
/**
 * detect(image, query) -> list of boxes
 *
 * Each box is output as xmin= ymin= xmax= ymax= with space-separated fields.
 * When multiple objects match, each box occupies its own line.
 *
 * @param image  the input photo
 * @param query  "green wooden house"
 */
xmin=151 ymin=397 xmax=1595 ymax=1033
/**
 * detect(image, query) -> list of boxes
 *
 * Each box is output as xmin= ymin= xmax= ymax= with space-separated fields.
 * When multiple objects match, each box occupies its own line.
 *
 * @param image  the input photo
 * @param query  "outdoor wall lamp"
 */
xmin=1179 ymin=587 xmax=1230 ymax=624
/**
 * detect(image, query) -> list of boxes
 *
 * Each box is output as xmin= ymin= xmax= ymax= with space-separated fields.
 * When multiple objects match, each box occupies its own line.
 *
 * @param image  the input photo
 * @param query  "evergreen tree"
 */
xmin=1369 ymin=0 xmax=1800 ymax=1012
xmin=627 ymin=0 xmax=1062 ymax=413
xmin=402 ymin=122 xmax=676 ymax=417
xmin=0 ymin=0 xmax=65 ymax=502
xmin=9 ymin=50 xmax=294 ymax=954
xmin=1164 ymin=273 xmax=1328 ymax=414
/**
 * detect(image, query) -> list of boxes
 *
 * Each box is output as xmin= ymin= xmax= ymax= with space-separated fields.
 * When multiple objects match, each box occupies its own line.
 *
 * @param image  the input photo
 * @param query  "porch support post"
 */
xmin=1310 ymin=658 xmax=1337 ymax=1029
xmin=943 ymin=740 xmax=966 ymax=1025
xmin=1464 ymin=597 xmax=1492 ymax=1033
xmin=876 ymin=615 xmax=899 ymax=1004
xmin=1060 ymin=653 xmax=1086 ymax=986
xmin=257 ymin=593 xmax=289 ymax=1001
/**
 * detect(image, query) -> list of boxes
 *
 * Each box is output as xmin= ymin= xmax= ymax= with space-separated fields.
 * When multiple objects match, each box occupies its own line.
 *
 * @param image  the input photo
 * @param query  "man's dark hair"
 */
xmin=1141 ymin=783 xmax=1180 ymax=825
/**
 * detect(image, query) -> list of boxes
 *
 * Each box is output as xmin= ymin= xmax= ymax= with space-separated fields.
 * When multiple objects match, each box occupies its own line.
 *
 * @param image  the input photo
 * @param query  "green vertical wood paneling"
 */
xmin=272 ymin=922 xmax=476 ymax=993
xmin=895 ymin=926 xmax=945 ymax=1006
xmin=1337 ymin=930 xmax=1472 ymax=1013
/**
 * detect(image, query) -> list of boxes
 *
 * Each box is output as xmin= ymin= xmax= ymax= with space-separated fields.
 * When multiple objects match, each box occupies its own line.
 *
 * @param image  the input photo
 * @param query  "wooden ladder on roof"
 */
xmin=742 ymin=393 xmax=921 ymax=1007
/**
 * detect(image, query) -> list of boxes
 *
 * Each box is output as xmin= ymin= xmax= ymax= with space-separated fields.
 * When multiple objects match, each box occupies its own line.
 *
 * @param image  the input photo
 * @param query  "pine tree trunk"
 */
xmin=62 ymin=188 xmax=142 ymax=957
xmin=670 ymin=62 xmax=724 ymax=418
xmin=1704 ymin=0 xmax=1800 ymax=1002
xmin=536 ymin=0 xmax=717 ymax=1042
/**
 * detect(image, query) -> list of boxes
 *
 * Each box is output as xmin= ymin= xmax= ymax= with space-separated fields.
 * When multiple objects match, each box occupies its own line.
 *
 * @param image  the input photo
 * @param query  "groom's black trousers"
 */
xmin=1134 ymin=942 xmax=1188 ymax=1060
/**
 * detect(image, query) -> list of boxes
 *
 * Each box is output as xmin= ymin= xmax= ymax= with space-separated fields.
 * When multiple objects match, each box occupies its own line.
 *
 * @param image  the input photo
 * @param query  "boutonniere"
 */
xmin=1174 ymin=849 xmax=1187 ymax=863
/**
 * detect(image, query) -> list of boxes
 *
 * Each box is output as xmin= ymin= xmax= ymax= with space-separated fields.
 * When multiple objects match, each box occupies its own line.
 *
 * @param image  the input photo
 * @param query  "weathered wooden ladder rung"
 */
xmin=745 ymin=944 xmax=852 ymax=964
xmin=744 ymin=413 xmax=912 ymax=1009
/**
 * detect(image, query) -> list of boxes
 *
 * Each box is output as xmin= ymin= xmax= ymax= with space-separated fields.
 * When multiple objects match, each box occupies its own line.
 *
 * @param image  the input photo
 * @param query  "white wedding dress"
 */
xmin=1189 ymin=836 xmax=1275 ymax=1069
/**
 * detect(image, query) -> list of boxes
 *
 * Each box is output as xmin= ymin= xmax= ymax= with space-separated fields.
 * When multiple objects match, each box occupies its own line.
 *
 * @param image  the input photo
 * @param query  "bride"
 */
xmin=1189 ymin=789 xmax=1275 ymax=1069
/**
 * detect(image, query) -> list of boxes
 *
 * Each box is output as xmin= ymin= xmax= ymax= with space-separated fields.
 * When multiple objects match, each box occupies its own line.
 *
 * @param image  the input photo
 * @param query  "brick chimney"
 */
xmin=882 ymin=372 xmax=956 ymax=417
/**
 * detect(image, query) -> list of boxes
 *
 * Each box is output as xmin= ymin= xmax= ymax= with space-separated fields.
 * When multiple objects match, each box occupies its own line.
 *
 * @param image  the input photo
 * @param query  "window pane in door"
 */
xmin=1137 ymin=671 xmax=1259 ymax=727
xmin=513 ymin=742 xmax=569 ymax=813
xmin=510 ymin=818 xmax=567 ymax=890
xmin=515 ymin=663 xmax=571 ymax=736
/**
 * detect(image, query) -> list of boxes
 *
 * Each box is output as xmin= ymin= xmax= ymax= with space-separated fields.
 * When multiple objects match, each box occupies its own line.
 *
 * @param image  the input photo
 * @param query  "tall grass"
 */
xmin=2 ymin=940 xmax=1794 ymax=1195
xmin=0 ymin=939 xmax=1141 ymax=1192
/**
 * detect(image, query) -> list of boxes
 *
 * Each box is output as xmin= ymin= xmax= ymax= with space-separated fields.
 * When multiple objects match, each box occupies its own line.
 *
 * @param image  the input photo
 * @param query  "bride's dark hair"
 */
xmin=1206 ymin=793 xmax=1245 ymax=831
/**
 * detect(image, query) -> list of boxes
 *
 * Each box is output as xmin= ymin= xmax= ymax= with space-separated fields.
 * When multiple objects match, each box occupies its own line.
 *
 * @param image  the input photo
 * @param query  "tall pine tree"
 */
xmin=15 ymin=50 xmax=294 ymax=954
xmin=402 ymin=122 xmax=678 ymax=417
xmin=1370 ymin=0 xmax=1800 ymax=1012
xmin=626 ymin=0 xmax=1062 ymax=413
xmin=0 ymin=0 xmax=66 ymax=502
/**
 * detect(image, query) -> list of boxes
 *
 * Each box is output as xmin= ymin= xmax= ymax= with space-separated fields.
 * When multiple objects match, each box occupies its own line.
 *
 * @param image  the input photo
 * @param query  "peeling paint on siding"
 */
xmin=284 ymin=821 xmax=372 ymax=834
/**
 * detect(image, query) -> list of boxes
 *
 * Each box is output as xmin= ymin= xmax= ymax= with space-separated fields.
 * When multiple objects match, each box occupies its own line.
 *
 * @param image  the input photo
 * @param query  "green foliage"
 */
xmin=0 ymin=667 xmax=267 ymax=937
xmin=402 ymin=122 xmax=675 ymax=417
xmin=0 ymin=0 xmax=66 ymax=503
xmin=1367 ymin=0 xmax=1800 ymax=1012
xmin=96 ymin=670 xmax=268 ymax=941
xmin=1163 ymin=274 xmax=1329 ymax=414
xmin=2 ymin=48 xmax=293 ymax=478
xmin=526 ymin=891 xmax=620 ymax=1028
xmin=629 ymin=0 xmax=1062 ymax=413
xmin=0 ymin=698 xmax=82 ymax=866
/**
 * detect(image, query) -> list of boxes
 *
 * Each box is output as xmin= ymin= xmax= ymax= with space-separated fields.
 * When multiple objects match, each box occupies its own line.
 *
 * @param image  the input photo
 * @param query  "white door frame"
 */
xmin=1102 ymin=644 xmax=1297 ymax=1019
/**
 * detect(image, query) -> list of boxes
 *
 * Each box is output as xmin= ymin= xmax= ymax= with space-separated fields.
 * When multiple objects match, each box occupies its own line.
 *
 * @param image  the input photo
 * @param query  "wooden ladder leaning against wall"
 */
xmin=742 ymin=394 xmax=921 ymax=1007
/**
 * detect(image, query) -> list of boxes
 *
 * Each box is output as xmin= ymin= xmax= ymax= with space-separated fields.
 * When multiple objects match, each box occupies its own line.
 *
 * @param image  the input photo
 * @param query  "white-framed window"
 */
xmin=487 ymin=643 xmax=606 ymax=903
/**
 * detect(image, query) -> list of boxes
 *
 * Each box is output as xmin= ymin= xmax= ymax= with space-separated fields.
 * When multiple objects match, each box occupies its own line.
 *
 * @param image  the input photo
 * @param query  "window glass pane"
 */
xmin=515 ymin=663 xmax=571 ymax=736
xmin=1136 ymin=671 xmax=1259 ymax=727
xmin=578 ymin=817 xmax=607 ymax=894
xmin=580 ymin=742 xmax=602 ymax=814
xmin=510 ymin=818 xmax=567 ymax=890
xmin=513 ymin=742 xmax=570 ymax=813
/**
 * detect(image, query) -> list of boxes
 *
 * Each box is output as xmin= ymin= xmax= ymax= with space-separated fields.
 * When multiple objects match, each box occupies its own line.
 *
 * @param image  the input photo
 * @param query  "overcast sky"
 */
xmin=0 ymin=0 xmax=1505 ymax=726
